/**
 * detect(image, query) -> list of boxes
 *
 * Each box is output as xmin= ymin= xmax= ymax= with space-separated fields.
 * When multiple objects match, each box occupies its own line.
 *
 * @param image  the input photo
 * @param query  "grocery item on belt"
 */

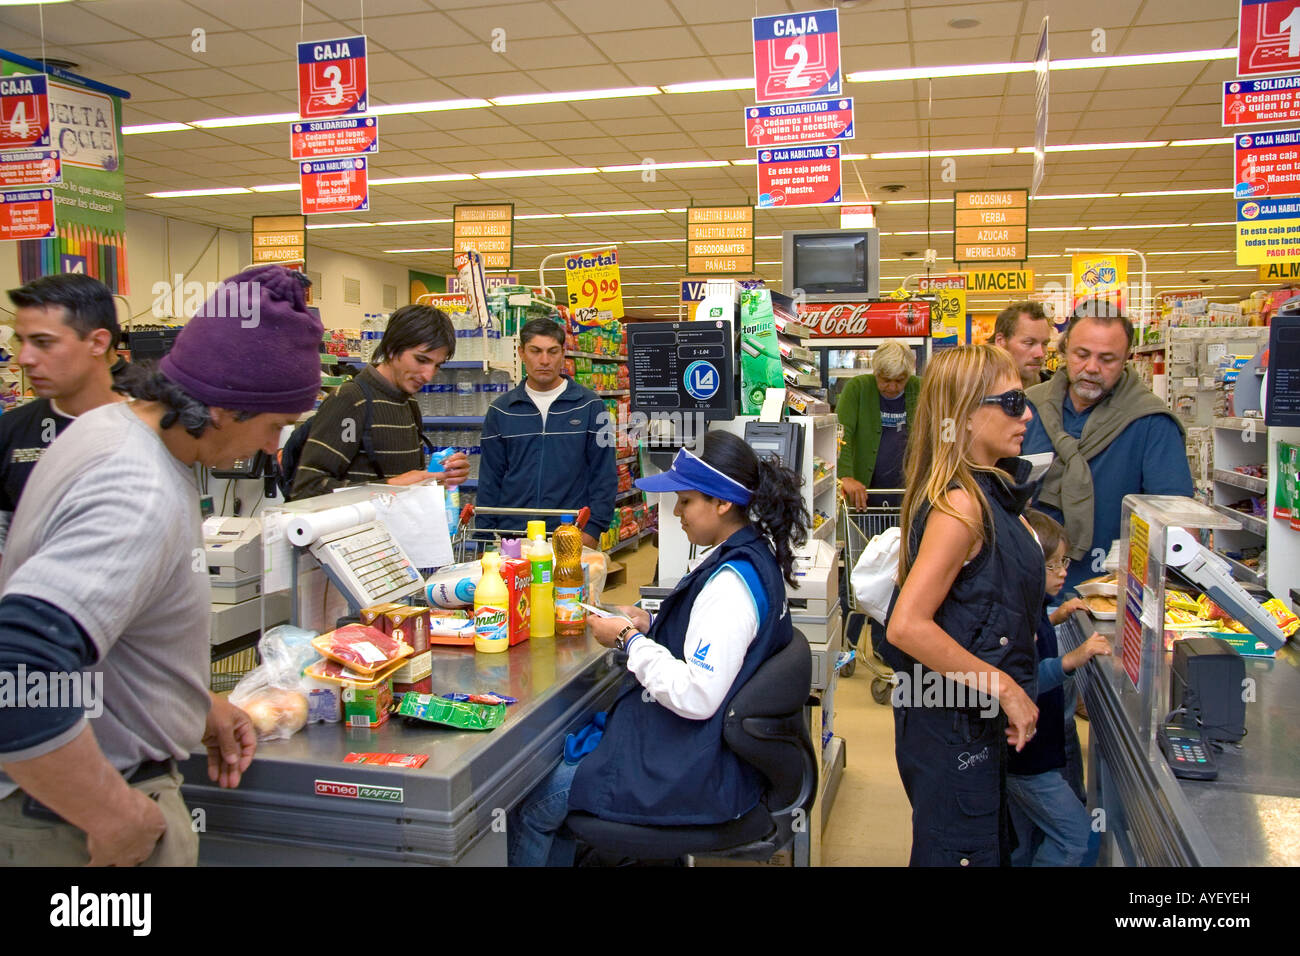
xmin=304 ymin=654 xmax=408 ymax=688
xmin=397 ymin=692 xmax=507 ymax=731
xmin=343 ymin=681 xmax=393 ymax=729
xmin=425 ymin=560 xmax=483 ymax=608
xmin=1165 ymin=589 xmax=1201 ymax=614
xmin=238 ymin=687 xmax=309 ymax=740
xmin=385 ymin=605 xmax=430 ymax=653
xmin=1261 ymin=597 xmax=1299 ymax=637
xmin=311 ymin=624 xmax=413 ymax=677
xmin=360 ymin=601 xmax=406 ymax=633
xmin=343 ymin=752 xmax=429 ymax=768
xmin=441 ymin=691 xmax=518 ymax=705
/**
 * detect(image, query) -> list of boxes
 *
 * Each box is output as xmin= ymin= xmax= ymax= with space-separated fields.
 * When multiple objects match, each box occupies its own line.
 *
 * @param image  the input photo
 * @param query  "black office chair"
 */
xmin=563 ymin=629 xmax=818 ymax=865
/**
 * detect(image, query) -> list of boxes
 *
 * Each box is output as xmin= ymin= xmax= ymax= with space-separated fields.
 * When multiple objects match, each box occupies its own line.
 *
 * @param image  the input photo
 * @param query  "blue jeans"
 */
xmin=1007 ymin=770 xmax=1091 ymax=866
xmin=1062 ymin=678 xmax=1086 ymax=803
xmin=507 ymin=759 xmax=579 ymax=867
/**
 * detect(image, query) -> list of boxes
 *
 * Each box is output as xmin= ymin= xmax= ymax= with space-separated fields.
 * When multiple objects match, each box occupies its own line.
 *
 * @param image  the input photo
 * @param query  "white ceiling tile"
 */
xmin=145 ymin=69 xmax=263 ymax=98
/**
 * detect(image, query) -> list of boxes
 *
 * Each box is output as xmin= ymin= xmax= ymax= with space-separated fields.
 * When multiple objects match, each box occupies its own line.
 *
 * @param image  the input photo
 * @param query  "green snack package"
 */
xmin=1276 ymin=442 xmax=1297 ymax=521
xmin=739 ymin=288 xmax=783 ymax=414
xmin=397 ymin=692 xmax=507 ymax=731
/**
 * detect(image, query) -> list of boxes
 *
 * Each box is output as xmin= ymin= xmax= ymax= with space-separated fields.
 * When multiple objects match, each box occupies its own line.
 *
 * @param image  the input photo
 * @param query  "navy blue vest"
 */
xmin=568 ymin=524 xmax=793 ymax=825
xmin=1008 ymin=603 xmax=1066 ymax=775
xmin=888 ymin=458 xmax=1044 ymax=701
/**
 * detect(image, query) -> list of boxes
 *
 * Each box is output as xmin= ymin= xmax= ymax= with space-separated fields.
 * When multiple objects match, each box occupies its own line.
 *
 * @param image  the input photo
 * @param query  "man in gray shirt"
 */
xmin=0 ymin=265 xmax=323 ymax=866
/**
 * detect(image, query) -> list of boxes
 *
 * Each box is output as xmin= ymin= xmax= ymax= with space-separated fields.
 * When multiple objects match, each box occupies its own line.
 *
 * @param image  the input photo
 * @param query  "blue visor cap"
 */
xmin=634 ymin=448 xmax=753 ymax=506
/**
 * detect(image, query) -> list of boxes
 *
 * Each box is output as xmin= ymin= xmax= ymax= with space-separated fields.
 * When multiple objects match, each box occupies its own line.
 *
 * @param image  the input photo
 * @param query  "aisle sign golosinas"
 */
xmin=752 ymin=8 xmax=841 ymax=103
xmin=565 ymin=246 xmax=624 ymax=322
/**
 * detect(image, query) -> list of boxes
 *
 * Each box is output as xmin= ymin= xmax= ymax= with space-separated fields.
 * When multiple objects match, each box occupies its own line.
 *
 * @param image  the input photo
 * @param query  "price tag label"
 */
xmin=565 ymin=247 xmax=624 ymax=321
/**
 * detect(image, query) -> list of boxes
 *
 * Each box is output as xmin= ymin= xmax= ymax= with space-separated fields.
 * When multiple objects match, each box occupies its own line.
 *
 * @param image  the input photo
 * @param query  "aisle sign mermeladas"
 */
xmin=566 ymin=247 xmax=624 ymax=323
xmin=0 ymin=73 xmax=50 ymax=150
xmin=752 ymin=8 xmax=841 ymax=103
xmin=297 ymin=35 xmax=367 ymax=119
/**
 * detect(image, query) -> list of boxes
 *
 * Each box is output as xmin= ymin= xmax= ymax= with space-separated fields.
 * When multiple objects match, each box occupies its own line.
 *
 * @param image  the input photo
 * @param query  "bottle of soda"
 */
xmin=552 ymin=514 xmax=586 ymax=637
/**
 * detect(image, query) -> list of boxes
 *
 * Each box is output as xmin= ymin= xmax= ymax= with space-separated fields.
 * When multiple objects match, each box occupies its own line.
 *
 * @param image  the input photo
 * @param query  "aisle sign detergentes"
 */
xmin=297 ymin=35 xmax=367 ymax=119
xmin=752 ymin=8 xmax=841 ymax=103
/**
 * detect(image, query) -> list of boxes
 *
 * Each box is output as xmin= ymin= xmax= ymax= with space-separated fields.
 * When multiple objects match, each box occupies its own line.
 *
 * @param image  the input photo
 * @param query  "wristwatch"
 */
xmin=614 ymin=623 xmax=639 ymax=651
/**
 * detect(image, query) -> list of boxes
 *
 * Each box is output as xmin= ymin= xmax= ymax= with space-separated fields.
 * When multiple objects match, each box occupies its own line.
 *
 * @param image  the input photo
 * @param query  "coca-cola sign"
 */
xmin=799 ymin=301 xmax=931 ymax=338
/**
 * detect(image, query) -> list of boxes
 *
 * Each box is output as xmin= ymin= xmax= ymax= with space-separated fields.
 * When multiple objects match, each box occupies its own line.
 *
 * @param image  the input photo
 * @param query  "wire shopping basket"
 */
xmin=452 ymin=504 xmax=590 ymax=564
xmin=838 ymin=489 xmax=903 ymax=703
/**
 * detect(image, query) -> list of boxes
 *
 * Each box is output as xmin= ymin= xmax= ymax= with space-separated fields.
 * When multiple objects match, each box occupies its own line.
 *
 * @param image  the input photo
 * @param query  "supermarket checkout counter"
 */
xmin=180 ymin=634 xmax=624 ymax=866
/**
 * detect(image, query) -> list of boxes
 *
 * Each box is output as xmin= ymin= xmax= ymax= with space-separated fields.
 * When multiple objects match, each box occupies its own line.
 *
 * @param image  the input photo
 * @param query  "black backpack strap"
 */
xmin=353 ymin=377 xmax=387 ymax=480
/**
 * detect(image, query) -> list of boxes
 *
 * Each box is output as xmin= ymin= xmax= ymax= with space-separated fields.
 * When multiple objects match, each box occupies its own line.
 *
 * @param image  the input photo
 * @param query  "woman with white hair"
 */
xmin=836 ymin=339 xmax=919 ymax=511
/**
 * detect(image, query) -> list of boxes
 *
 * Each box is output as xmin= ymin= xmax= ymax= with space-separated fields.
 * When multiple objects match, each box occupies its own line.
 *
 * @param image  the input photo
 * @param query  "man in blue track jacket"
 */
xmin=477 ymin=317 xmax=616 ymax=547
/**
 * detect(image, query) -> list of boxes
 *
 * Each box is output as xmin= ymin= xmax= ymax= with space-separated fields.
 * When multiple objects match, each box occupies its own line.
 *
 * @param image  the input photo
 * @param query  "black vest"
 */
xmin=1007 ymin=604 xmax=1067 ymax=774
xmin=890 ymin=458 xmax=1043 ymax=701
xmin=568 ymin=524 xmax=793 ymax=825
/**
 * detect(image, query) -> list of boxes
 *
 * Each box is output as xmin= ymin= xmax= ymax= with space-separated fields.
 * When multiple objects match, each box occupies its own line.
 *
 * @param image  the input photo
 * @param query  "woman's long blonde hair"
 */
xmin=898 ymin=344 xmax=1021 ymax=582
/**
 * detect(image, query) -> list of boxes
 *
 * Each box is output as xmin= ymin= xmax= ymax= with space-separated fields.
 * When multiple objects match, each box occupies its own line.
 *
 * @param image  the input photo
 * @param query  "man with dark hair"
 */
xmin=0 ymin=265 xmax=322 ymax=866
xmin=290 ymin=303 xmax=468 ymax=499
xmin=0 ymin=274 xmax=125 ymax=555
xmin=989 ymin=300 xmax=1053 ymax=388
xmin=478 ymin=317 xmax=616 ymax=547
xmin=1023 ymin=302 xmax=1192 ymax=592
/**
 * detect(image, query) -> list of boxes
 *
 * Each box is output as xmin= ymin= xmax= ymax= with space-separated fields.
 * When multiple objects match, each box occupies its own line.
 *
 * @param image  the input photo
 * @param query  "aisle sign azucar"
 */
xmin=1235 ymin=128 xmax=1300 ymax=198
xmin=757 ymin=144 xmax=841 ymax=208
xmin=565 ymin=246 xmax=624 ymax=322
xmin=752 ymin=8 xmax=841 ymax=103
xmin=0 ymin=73 xmax=50 ymax=149
xmin=0 ymin=188 xmax=56 ymax=241
xmin=297 ymin=35 xmax=367 ymax=119
xmin=1238 ymin=0 xmax=1300 ymax=78
xmin=1237 ymin=196 xmax=1300 ymax=263
xmin=744 ymin=97 xmax=853 ymax=148
xmin=290 ymin=116 xmax=378 ymax=160
xmin=0 ymin=148 xmax=60 ymax=188
xmin=1224 ymin=75 xmax=1300 ymax=126
xmin=299 ymin=157 xmax=369 ymax=215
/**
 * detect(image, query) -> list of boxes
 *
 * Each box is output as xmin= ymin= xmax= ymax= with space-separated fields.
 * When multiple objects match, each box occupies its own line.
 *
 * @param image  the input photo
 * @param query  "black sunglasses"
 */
xmin=980 ymin=388 xmax=1028 ymax=417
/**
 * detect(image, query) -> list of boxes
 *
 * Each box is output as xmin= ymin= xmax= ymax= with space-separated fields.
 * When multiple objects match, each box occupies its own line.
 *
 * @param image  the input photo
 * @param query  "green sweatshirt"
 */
xmin=835 ymin=374 xmax=921 ymax=485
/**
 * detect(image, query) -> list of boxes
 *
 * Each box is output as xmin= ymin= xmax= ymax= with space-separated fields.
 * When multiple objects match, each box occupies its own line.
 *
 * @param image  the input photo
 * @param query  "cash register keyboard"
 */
xmin=309 ymin=522 xmax=424 ymax=607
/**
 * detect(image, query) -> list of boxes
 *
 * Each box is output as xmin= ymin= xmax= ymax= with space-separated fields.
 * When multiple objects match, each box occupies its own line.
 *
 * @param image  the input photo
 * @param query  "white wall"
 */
xmin=0 ymin=209 xmax=410 ymax=332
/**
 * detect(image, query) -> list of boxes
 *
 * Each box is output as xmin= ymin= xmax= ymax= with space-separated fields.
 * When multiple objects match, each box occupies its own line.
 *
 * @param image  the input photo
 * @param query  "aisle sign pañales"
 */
xmin=297 ymin=35 xmax=367 ymax=119
xmin=953 ymin=189 xmax=1028 ymax=262
xmin=0 ymin=73 xmax=49 ymax=149
xmin=299 ymin=157 xmax=369 ymax=215
xmin=1237 ymin=1 xmax=1300 ymax=78
xmin=757 ymin=144 xmax=842 ymax=208
xmin=752 ymin=8 xmax=841 ymax=103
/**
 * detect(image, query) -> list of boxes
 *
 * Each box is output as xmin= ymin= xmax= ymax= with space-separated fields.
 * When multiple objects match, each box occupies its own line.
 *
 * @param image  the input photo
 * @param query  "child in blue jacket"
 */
xmin=1010 ymin=510 xmax=1111 ymax=866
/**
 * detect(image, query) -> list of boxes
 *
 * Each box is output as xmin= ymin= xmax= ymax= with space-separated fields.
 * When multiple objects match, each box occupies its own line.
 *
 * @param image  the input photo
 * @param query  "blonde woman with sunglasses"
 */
xmin=885 ymin=345 xmax=1045 ymax=867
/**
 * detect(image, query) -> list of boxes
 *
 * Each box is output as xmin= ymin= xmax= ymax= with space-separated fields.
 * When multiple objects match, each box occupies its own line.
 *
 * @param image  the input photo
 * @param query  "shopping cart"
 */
xmin=451 ymin=504 xmax=590 ymax=563
xmin=838 ymin=489 xmax=903 ymax=704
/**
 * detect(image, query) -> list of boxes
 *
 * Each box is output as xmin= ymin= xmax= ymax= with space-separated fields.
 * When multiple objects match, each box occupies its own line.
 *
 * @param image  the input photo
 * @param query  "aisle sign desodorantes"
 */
xmin=565 ymin=247 xmax=624 ymax=323
xmin=757 ymin=144 xmax=842 ymax=208
xmin=1072 ymin=253 xmax=1128 ymax=311
xmin=453 ymin=204 xmax=514 ymax=270
xmin=1235 ymin=128 xmax=1300 ymax=198
xmin=297 ymin=35 xmax=367 ymax=119
xmin=744 ymin=98 xmax=854 ymax=149
xmin=686 ymin=205 xmax=754 ymax=274
xmin=953 ymin=189 xmax=1028 ymax=262
xmin=2 ymin=51 xmax=130 ymax=293
xmin=299 ymin=157 xmax=368 ymax=215
xmin=1237 ymin=196 xmax=1300 ymax=263
xmin=752 ymin=8 xmax=841 ymax=103
xmin=1224 ymin=75 xmax=1300 ymax=126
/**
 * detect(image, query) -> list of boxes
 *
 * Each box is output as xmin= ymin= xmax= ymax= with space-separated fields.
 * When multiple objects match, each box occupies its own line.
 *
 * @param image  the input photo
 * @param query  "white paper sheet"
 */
xmin=371 ymin=484 xmax=453 ymax=569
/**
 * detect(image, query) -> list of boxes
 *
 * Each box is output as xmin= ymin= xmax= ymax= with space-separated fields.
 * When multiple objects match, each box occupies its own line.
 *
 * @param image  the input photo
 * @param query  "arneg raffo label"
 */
xmin=314 ymin=779 xmax=404 ymax=803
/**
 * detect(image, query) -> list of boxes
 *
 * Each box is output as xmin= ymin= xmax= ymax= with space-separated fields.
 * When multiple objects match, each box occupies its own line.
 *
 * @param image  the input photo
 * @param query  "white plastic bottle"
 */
xmin=455 ymin=369 xmax=477 ymax=417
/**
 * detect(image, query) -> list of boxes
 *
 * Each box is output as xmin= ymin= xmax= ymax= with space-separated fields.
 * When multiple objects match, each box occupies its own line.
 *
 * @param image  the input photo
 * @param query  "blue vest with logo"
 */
xmin=568 ymin=524 xmax=793 ymax=825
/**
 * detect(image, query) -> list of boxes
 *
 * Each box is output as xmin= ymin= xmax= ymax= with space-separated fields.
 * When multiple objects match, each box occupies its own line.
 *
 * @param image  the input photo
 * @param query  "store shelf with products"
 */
xmin=1210 ymin=502 xmax=1268 ymax=538
xmin=566 ymin=350 xmax=626 ymax=362
xmin=609 ymin=526 xmax=656 ymax=555
xmin=1212 ymin=468 xmax=1267 ymax=495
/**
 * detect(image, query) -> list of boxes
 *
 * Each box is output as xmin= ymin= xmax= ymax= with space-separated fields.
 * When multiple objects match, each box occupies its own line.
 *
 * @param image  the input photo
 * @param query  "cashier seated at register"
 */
xmin=288 ymin=304 xmax=469 ymax=499
xmin=507 ymin=431 xmax=809 ymax=866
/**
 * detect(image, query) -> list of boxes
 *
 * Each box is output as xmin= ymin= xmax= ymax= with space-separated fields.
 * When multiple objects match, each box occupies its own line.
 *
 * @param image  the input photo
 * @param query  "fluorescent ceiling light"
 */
xmin=882 ymin=198 xmax=955 ymax=205
xmin=847 ymin=48 xmax=1233 ymax=84
xmin=730 ymin=159 xmax=758 ymax=166
xmin=146 ymin=187 xmax=250 ymax=198
xmin=1032 ymin=193 xmax=1119 ymax=200
xmin=249 ymin=183 xmax=301 ymax=193
xmin=370 ymin=173 xmax=476 ymax=185
xmin=1052 ymin=49 xmax=1235 ymax=71
xmin=123 ymin=122 xmax=192 ymax=135
xmin=660 ymin=79 xmax=753 ymax=94
xmin=369 ymin=99 xmax=490 ymax=115
xmin=1122 ymin=188 xmax=1231 ymax=196
xmin=1029 ymin=226 xmax=1089 ymax=232
xmin=191 ymin=112 xmax=299 ymax=129
xmin=1146 ymin=249 xmax=1234 ymax=255
xmin=1191 ymin=221 xmax=1235 ymax=227
xmin=516 ymin=214 xmax=566 ymax=220
xmin=1089 ymin=222 xmax=1190 ymax=230
xmin=566 ymin=208 xmax=668 ymax=218
xmin=306 ymin=222 xmax=375 ymax=230
xmin=477 ymin=167 xmax=599 ymax=179
xmin=621 ymin=264 xmax=682 ymax=270
xmin=1033 ymin=141 xmax=1167 ymax=152
xmin=383 ymin=247 xmax=452 ymax=254
xmin=375 ymin=218 xmax=453 ymax=226
xmin=599 ymin=161 xmax=731 ymax=172
xmin=849 ymin=62 xmax=1034 ymax=83
xmin=872 ymin=147 xmax=1015 ymax=159
xmin=1170 ymin=138 xmax=1235 ymax=147
xmin=491 ymin=87 xmax=660 ymax=107
xmin=627 ymin=238 xmax=683 ymax=244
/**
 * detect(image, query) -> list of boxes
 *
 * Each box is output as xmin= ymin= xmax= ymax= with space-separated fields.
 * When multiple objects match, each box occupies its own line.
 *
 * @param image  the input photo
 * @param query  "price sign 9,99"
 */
xmin=564 ymin=246 xmax=624 ymax=321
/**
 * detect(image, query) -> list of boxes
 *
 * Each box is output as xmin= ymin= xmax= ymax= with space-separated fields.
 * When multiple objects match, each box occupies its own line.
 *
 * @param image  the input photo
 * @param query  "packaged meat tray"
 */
xmin=304 ymin=655 xmax=408 ymax=688
xmin=310 ymin=624 xmax=413 ymax=678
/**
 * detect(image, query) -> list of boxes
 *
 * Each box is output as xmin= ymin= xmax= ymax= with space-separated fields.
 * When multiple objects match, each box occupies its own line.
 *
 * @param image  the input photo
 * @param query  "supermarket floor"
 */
xmin=602 ymin=539 xmax=1090 ymax=867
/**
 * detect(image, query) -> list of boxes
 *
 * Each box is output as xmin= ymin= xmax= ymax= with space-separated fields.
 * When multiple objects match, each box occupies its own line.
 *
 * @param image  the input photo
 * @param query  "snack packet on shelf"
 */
xmin=1261 ymin=598 xmax=1300 ymax=637
xmin=343 ymin=752 xmax=429 ymax=768
xmin=396 ymin=693 xmax=507 ymax=731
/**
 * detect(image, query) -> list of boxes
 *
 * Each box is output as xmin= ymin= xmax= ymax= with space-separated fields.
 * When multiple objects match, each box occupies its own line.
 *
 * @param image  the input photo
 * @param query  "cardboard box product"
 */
xmin=499 ymin=557 xmax=532 ymax=645
xmin=739 ymin=289 xmax=783 ymax=415
xmin=385 ymin=605 xmax=430 ymax=653
xmin=360 ymin=602 xmax=405 ymax=633
xmin=393 ymin=675 xmax=434 ymax=703
xmin=391 ymin=650 xmax=432 ymax=685
xmin=343 ymin=681 xmax=393 ymax=729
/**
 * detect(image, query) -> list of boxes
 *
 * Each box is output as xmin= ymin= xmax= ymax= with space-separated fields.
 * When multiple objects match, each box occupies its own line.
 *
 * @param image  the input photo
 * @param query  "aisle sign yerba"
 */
xmin=453 ymin=204 xmax=513 ymax=270
xmin=686 ymin=205 xmax=754 ymax=274
xmin=954 ymin=190 xmax=1028 ymax=262
xmin=297 ymin=35 xmax=368 ymax=119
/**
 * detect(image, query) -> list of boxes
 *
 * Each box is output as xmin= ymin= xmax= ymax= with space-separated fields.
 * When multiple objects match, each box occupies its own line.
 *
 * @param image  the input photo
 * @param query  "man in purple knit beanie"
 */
xmin=0 ymin=265 xmax=321 ymax=867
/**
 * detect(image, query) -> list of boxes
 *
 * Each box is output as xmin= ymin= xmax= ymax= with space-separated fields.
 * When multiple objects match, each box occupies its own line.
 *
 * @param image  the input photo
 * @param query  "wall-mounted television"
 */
xmin=782 ymin=229 xmax=880 ymax=301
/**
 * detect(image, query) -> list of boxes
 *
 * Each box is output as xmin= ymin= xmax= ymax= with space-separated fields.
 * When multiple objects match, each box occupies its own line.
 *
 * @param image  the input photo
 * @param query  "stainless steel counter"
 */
xmin=180 ymin=634 xmax=625 ymax=865
xmin=1059 ymin=613 xmax=1300 ymax=866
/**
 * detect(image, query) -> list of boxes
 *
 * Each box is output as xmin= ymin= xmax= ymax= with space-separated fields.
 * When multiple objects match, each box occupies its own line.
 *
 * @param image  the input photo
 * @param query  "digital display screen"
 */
xmin=793 ymin=233 xmax=870 ymax=294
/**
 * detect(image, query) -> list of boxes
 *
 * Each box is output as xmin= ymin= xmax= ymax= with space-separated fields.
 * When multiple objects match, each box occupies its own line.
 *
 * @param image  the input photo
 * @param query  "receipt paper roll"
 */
xmin=286 ymin=501 xmax=378 ymax=546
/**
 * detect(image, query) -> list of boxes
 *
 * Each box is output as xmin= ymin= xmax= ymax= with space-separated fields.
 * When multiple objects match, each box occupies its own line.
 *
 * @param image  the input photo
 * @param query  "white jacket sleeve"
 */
xmin=625 ymin=566 xmax=759 ymax=721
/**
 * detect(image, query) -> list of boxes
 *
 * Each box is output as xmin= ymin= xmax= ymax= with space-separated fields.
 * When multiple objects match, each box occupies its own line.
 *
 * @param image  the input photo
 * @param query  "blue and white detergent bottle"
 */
xmin=427 ymin=446 xmax=461 ymax=535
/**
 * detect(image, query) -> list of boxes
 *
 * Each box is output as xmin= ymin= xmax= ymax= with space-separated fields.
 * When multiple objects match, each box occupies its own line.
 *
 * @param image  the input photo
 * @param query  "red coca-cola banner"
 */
xmin=798 ymin=300 xmax=931 ymax=337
